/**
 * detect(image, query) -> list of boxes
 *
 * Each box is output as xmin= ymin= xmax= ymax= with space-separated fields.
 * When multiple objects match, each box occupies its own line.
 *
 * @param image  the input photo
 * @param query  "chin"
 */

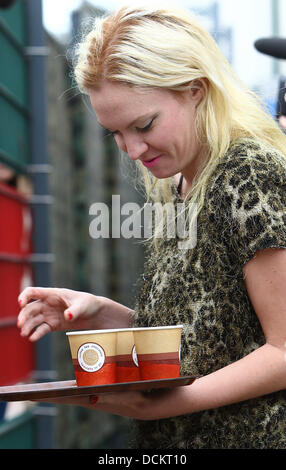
xmin=149 ymin=168 xmax=178 ymax=179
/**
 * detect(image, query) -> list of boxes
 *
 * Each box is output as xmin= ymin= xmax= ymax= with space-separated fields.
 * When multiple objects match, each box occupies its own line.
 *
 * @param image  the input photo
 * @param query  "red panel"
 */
xmin=0 ymin=182 xmax=33 ymax=255
xmin=0 ymin=261 xmax=33 ymax=319
xmin=0 ymin=184 xmax=35 ymax=385
xmin=0 ymin=326 xmax=34 ymax=386
xmin=0 ymin=261 xmax=35 ymax=386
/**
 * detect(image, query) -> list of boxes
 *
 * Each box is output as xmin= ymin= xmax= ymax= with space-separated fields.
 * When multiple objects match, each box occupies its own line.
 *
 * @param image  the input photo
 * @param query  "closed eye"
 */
xmin=103 ymin=128 xmax=117 ymax=139
xmin=136 ymin=116 xmax=156 ymax=133
xmin=102 ymin=114 xmax=157 ymax=139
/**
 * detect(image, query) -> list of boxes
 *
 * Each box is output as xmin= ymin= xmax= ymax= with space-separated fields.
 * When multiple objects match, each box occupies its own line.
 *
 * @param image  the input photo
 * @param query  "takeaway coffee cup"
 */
xmin=116 ymin=329 xmax=140 ymax=382
xmin=66 ymin=329 xmax=117 ymax=386
xmin=133 ymin=325 xmax=183 ymax=380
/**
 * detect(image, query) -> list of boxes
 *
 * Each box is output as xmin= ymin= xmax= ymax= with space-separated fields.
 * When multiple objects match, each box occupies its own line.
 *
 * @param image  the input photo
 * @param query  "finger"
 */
xmin=63 ymin=298 xmax=89 ymax=323
xmin=63 ymin=308 xmax=74 ymax=322
xmin=17 ymin=300 xmax=42 ymax=329
xmin=18 ymin=287 xmax=55 ymax=309
xmin=90 ymin=396 xmax=99 ymax=406
xmin=20 ymin=312 xmax=46 ymax=339
xmin=28 ymin=322 xmax=52 ymax=342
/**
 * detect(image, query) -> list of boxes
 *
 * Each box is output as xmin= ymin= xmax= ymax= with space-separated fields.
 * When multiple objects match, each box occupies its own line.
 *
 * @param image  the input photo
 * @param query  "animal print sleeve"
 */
xmin=210 ymin=139 xmax=286 ymax=267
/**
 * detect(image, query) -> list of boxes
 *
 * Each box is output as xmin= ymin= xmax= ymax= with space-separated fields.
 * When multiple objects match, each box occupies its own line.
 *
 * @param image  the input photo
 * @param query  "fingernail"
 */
xmin=91 ymin=396 xmax=98 ymax=406
xmin=67 ymin=312 xmax=73 ymax=320
xmin=18 ymin=299 xmax=22 ymax=307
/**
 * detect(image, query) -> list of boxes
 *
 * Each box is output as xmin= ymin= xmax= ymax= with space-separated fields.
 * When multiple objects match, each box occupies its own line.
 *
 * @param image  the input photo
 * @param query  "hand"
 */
xmin=17 ymin=287 xmax=103 ymax=342
xmin=33 ymin=388 xmax=176 ymax=420
xmin=34 ymin=391 xmax=149 ymax=419
xmin=37 ymin=385 xmax=195 ymax=420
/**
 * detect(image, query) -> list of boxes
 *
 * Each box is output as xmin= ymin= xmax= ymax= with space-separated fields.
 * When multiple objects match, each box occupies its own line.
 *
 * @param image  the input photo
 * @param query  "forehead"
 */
xmin=89 ymin=81 xmax=173 ymax=127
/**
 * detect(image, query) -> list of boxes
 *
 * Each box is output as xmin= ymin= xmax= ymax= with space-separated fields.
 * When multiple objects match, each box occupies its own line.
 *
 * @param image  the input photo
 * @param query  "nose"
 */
xmin=116 ymin=134 xmax=149 ymax=161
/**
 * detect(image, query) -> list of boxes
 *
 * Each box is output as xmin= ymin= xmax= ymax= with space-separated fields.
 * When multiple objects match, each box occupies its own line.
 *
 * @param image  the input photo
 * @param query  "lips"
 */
xmin=141 ymin=155 xmax=162 ymax=168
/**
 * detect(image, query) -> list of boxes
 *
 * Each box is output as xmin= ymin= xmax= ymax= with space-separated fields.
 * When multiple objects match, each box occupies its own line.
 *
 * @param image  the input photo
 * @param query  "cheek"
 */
xmin=150 ymin=121 xmax=176 ymax=152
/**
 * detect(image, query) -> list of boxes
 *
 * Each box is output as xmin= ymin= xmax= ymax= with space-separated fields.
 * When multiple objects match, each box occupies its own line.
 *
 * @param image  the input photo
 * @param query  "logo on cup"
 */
xmin=78 ymin=343 xmax=105 ymax=372
xmin=132 ymin=344 xmax=139 ymax=367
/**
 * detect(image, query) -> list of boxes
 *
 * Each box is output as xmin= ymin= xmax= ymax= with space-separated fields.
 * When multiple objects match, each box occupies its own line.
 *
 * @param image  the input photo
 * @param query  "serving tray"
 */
xmin=0 ymin=376 xmax=196 ymax=402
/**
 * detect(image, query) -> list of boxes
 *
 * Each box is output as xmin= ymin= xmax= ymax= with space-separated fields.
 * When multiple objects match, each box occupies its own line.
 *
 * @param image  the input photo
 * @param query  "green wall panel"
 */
xmin=0 ymin=30 xmax=27 ymax=106
xmin=0 ymin=411 xmax=37 ymax=449
xmin=0 ymin=94 xmax=29 ymax=165
xmin=0 ymin=0 xmax=26 ymax=45
xmin=0 ymin=0 xmax=30 ymax=170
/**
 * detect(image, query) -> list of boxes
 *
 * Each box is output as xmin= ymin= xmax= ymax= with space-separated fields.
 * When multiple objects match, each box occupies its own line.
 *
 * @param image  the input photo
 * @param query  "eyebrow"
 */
xmin=98 ymin=112 xmax=156 ymax=133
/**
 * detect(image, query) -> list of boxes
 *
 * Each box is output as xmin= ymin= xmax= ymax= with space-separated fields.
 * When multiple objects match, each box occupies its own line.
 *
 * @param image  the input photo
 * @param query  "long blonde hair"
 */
xmin=73 ymin=3 xmax=286 ymax=239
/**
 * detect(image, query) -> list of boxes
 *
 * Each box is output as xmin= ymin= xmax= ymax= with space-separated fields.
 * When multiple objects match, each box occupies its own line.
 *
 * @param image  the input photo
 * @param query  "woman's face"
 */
xmin=89 ymin=80 xmax=206 ymax=182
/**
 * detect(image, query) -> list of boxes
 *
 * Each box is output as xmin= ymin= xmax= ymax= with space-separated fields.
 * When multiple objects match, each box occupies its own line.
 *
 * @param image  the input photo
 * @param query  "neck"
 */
xmin=180 ymin=144 xmax=208 ymax=198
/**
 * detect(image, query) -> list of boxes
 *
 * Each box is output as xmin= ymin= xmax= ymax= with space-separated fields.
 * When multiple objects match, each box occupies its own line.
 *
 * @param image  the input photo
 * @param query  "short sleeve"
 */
xmin=210 ymin=141 xmax=286 ymax=267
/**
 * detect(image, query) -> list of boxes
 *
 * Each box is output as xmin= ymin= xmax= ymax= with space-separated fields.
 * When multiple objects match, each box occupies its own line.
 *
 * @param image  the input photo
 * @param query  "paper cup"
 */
xmin=116 ymin=329 xmax=140 ymax=383
xmin=66 ymin=329 xmax=117 ymax=386
xmin=133 ymin=325 xmax=183 ymax=380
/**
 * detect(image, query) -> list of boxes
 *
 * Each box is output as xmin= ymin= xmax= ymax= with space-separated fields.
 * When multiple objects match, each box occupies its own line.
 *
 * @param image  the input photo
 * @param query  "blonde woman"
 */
xmin=18 ymin=5 xmax=286 ymax=448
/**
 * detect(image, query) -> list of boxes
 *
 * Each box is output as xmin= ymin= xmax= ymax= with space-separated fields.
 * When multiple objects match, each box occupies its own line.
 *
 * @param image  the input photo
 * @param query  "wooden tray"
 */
xmin=0 ymin=376 xmax=196 ymax=402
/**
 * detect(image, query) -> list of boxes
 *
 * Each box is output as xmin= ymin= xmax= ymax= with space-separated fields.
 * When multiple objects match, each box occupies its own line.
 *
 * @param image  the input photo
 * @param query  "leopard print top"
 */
xmin=131 ymin=138 xmax=286 ymax=449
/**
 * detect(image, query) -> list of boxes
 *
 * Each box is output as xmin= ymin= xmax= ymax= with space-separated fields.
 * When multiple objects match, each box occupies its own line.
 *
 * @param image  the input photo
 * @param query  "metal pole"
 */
xmin=272 ymin=0 xmax=280 ymax=76
xmin=25 ymin=0 xmax=54 ymax=449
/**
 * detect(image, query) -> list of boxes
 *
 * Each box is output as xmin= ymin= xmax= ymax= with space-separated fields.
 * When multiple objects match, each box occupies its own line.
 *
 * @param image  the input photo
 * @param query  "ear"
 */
xmin=189 ymin=79 xmax=207 ymax=106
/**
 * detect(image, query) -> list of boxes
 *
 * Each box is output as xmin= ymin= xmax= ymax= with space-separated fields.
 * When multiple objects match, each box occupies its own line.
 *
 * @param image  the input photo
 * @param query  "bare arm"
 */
xmin=88 ymin=248 xmax=286 ymax=419
xmin=29 ymin=248 xmax=286 ymax=420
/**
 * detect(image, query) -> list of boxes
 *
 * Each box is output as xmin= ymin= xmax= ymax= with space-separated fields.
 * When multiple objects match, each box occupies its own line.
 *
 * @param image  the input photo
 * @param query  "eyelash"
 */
xmin=137 ymin=117 xmax=155 ymax=133
xmin=103 ymin=130 xmax=115 ymax=140
xmin=104 ymin=117 xmax=155 ymax=138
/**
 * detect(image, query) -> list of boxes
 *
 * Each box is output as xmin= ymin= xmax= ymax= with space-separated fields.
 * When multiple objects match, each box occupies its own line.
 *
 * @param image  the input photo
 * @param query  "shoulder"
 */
xmin=204 ymin=139 xmax=286 ymax=265
xmin=220 ymin=137 xmax=286 ymax=173
xmin=209 ymin=138 xmax=286 ymax=196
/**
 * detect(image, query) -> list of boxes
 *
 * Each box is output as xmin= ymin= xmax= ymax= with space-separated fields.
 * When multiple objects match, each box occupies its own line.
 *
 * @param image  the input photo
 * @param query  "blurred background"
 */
xmin=0 ymin=0 xmax=285 ymax=449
